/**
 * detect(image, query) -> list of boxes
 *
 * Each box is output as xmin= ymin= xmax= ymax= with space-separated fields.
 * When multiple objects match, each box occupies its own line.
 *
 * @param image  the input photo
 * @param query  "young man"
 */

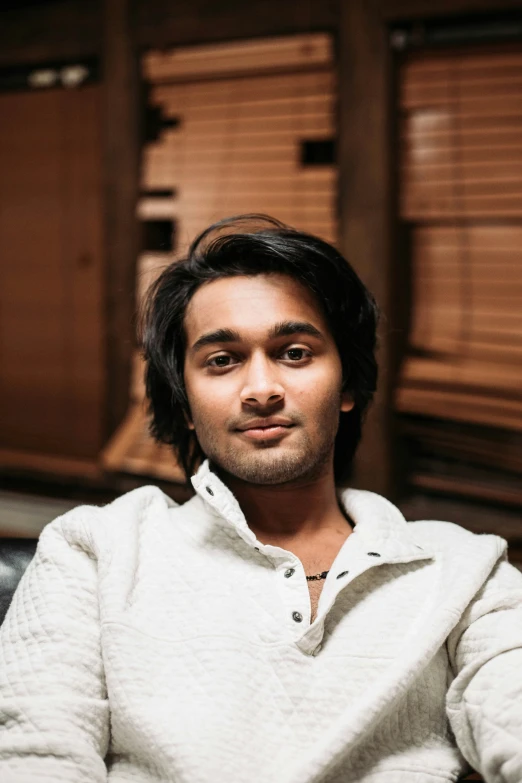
xmin=0 ymin=215 xmax=521 ymax=783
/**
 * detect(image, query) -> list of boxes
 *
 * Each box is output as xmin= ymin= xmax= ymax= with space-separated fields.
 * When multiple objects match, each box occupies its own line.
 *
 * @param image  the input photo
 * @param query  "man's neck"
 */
xmin=211 ymin=461 xmax=352 ymax=543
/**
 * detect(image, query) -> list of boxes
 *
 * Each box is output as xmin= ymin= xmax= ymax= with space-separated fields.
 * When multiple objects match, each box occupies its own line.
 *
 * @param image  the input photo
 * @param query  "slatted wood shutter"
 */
xmin=396 ymin=46 xmax=522 ymax=434
xmin=141 ymin=34 xmax=336 ymax=248
xmin=101 ymin=34 xmax=337 ymax=482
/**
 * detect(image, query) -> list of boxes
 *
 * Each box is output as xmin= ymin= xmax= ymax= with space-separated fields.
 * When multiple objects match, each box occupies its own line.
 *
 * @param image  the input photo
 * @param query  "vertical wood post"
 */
xmin=102 ymin=0 xmax=140 ymax=438
xmin=338 ymin=0 xmax=393 ymax=497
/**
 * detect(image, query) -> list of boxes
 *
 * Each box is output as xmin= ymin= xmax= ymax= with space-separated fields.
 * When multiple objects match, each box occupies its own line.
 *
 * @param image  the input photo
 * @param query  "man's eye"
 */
xmin=282 ymin=348 xmax=311 ymax=361
xmin=207 ymin=355 xmax=236 ymax=368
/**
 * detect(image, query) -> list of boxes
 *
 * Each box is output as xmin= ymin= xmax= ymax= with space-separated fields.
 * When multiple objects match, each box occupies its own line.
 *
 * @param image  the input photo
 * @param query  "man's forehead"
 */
xmin=184 ymin=274 xmax=326 ymax=336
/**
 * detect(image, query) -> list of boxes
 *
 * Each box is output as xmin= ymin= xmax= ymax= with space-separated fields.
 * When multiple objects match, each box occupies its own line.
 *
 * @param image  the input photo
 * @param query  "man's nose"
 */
xmin=239 ymin=355 xmax=285 ymax=407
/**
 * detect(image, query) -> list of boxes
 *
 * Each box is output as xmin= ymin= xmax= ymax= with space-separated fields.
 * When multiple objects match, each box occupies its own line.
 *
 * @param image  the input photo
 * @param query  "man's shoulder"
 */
xmin=41 ymin=484 xmax=189 ymax=549
xmin=408 ymin=516 xmax=507 ymax=559
xmin=104 ymin=483 xmax=181 ymax=514
xmin=345 ymin=488 xmax=499 ymax=541
xmin=408 ymin=517 xmax=477 ymax=540
xmin=60 ymin=484 xmax=177 ymax=521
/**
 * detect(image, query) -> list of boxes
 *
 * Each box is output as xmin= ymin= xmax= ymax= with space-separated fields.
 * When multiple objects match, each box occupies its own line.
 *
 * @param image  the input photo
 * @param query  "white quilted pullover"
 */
xmin=1 ymin=458 xmax=522 ymax=783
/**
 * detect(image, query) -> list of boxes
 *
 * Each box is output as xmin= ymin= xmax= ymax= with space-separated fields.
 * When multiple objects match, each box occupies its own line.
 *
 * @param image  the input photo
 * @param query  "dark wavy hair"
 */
xmin=138 ymin=215 xmax=379 ymax=487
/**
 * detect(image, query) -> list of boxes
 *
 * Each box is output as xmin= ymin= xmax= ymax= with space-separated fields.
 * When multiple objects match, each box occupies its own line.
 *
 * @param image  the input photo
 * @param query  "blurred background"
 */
xmin=0 ymin=0 xmax=521 ymax=568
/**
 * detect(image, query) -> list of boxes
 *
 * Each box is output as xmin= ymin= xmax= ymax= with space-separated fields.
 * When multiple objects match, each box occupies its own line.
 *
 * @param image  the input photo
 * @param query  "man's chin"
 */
xmin=210 ymin=449 xmax=316 ymax=486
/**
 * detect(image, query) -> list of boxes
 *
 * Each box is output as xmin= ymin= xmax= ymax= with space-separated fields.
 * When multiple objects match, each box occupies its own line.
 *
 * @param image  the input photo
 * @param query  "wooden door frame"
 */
xmin=102 ymin=0 xmax=141 ymax=440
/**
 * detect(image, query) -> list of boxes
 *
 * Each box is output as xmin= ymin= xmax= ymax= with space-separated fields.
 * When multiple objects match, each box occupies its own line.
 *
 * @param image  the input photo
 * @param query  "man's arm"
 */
xmin=0 ymin=510 xmax=109 ymax=783
xmin=446 ymin=550 xmax=522 ymax=783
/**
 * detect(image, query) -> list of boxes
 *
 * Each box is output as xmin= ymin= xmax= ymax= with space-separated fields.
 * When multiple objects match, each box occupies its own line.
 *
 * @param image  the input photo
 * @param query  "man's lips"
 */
xmin=235 ymin=423 xmax=294 ymax=441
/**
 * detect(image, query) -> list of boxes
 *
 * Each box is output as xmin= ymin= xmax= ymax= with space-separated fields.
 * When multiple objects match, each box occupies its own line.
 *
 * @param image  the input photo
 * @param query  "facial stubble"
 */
xmin=190 ymin=385 xmax=344 ymax=486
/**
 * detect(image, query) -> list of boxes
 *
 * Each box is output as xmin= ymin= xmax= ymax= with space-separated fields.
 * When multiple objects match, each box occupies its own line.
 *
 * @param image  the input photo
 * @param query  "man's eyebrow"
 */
xmin=190 ymin=321 xmax=324 ymax=354
xmin=268 ymin=320 xmax=324 ymax=341
xmin=190 ymin=328 xmax=241 ymax=354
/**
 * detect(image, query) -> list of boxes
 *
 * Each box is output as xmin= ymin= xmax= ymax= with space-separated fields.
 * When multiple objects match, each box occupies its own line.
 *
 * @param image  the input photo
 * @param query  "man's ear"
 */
xmin=340 ymin=390 xmax=355 ymax=413
xmin=183 ymin=407 xmax=195 ymax=431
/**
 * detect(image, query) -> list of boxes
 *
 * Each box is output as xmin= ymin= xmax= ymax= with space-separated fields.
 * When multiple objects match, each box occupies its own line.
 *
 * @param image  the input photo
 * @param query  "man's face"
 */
xmin=183 ymin=273 xmax=354 ymax=485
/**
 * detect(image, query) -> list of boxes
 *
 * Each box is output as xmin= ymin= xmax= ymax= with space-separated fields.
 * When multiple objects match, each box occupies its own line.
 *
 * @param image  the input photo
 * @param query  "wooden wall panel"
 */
xmin=0 ymin=86 xmax=105 ymax=458
xmin=62 ymin=87 xmax=106 ymax=453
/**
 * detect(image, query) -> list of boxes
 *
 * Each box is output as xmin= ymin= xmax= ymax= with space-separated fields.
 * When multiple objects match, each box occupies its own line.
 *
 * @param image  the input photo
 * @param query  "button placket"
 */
xmin=281 ymin=564 xmax=310 ymax=628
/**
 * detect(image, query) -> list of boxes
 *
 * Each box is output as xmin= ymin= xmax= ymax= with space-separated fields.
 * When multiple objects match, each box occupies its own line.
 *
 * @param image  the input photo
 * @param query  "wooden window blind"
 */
xmin=101 ymin=33 xmax=337 ymax=482
xmin=140 ymin=33 xmax=337 ymax=248
xmin=396 ymin=46 xmax=522 ymax=435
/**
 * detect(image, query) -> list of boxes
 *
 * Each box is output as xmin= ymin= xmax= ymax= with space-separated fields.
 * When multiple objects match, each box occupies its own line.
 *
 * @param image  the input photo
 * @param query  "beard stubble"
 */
xmin=191 ymin=386 xmax=343 ymax=486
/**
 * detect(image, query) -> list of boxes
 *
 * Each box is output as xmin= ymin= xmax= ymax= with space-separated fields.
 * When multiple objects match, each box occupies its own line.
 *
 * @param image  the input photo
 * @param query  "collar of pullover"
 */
xmin=191 ymin=459 xmax=435 ymax=565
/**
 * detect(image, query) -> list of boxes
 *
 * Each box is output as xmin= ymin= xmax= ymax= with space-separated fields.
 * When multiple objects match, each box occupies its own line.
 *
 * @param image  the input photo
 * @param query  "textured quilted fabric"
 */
xmin=0 ymin=458 xmax=521 ymax=783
